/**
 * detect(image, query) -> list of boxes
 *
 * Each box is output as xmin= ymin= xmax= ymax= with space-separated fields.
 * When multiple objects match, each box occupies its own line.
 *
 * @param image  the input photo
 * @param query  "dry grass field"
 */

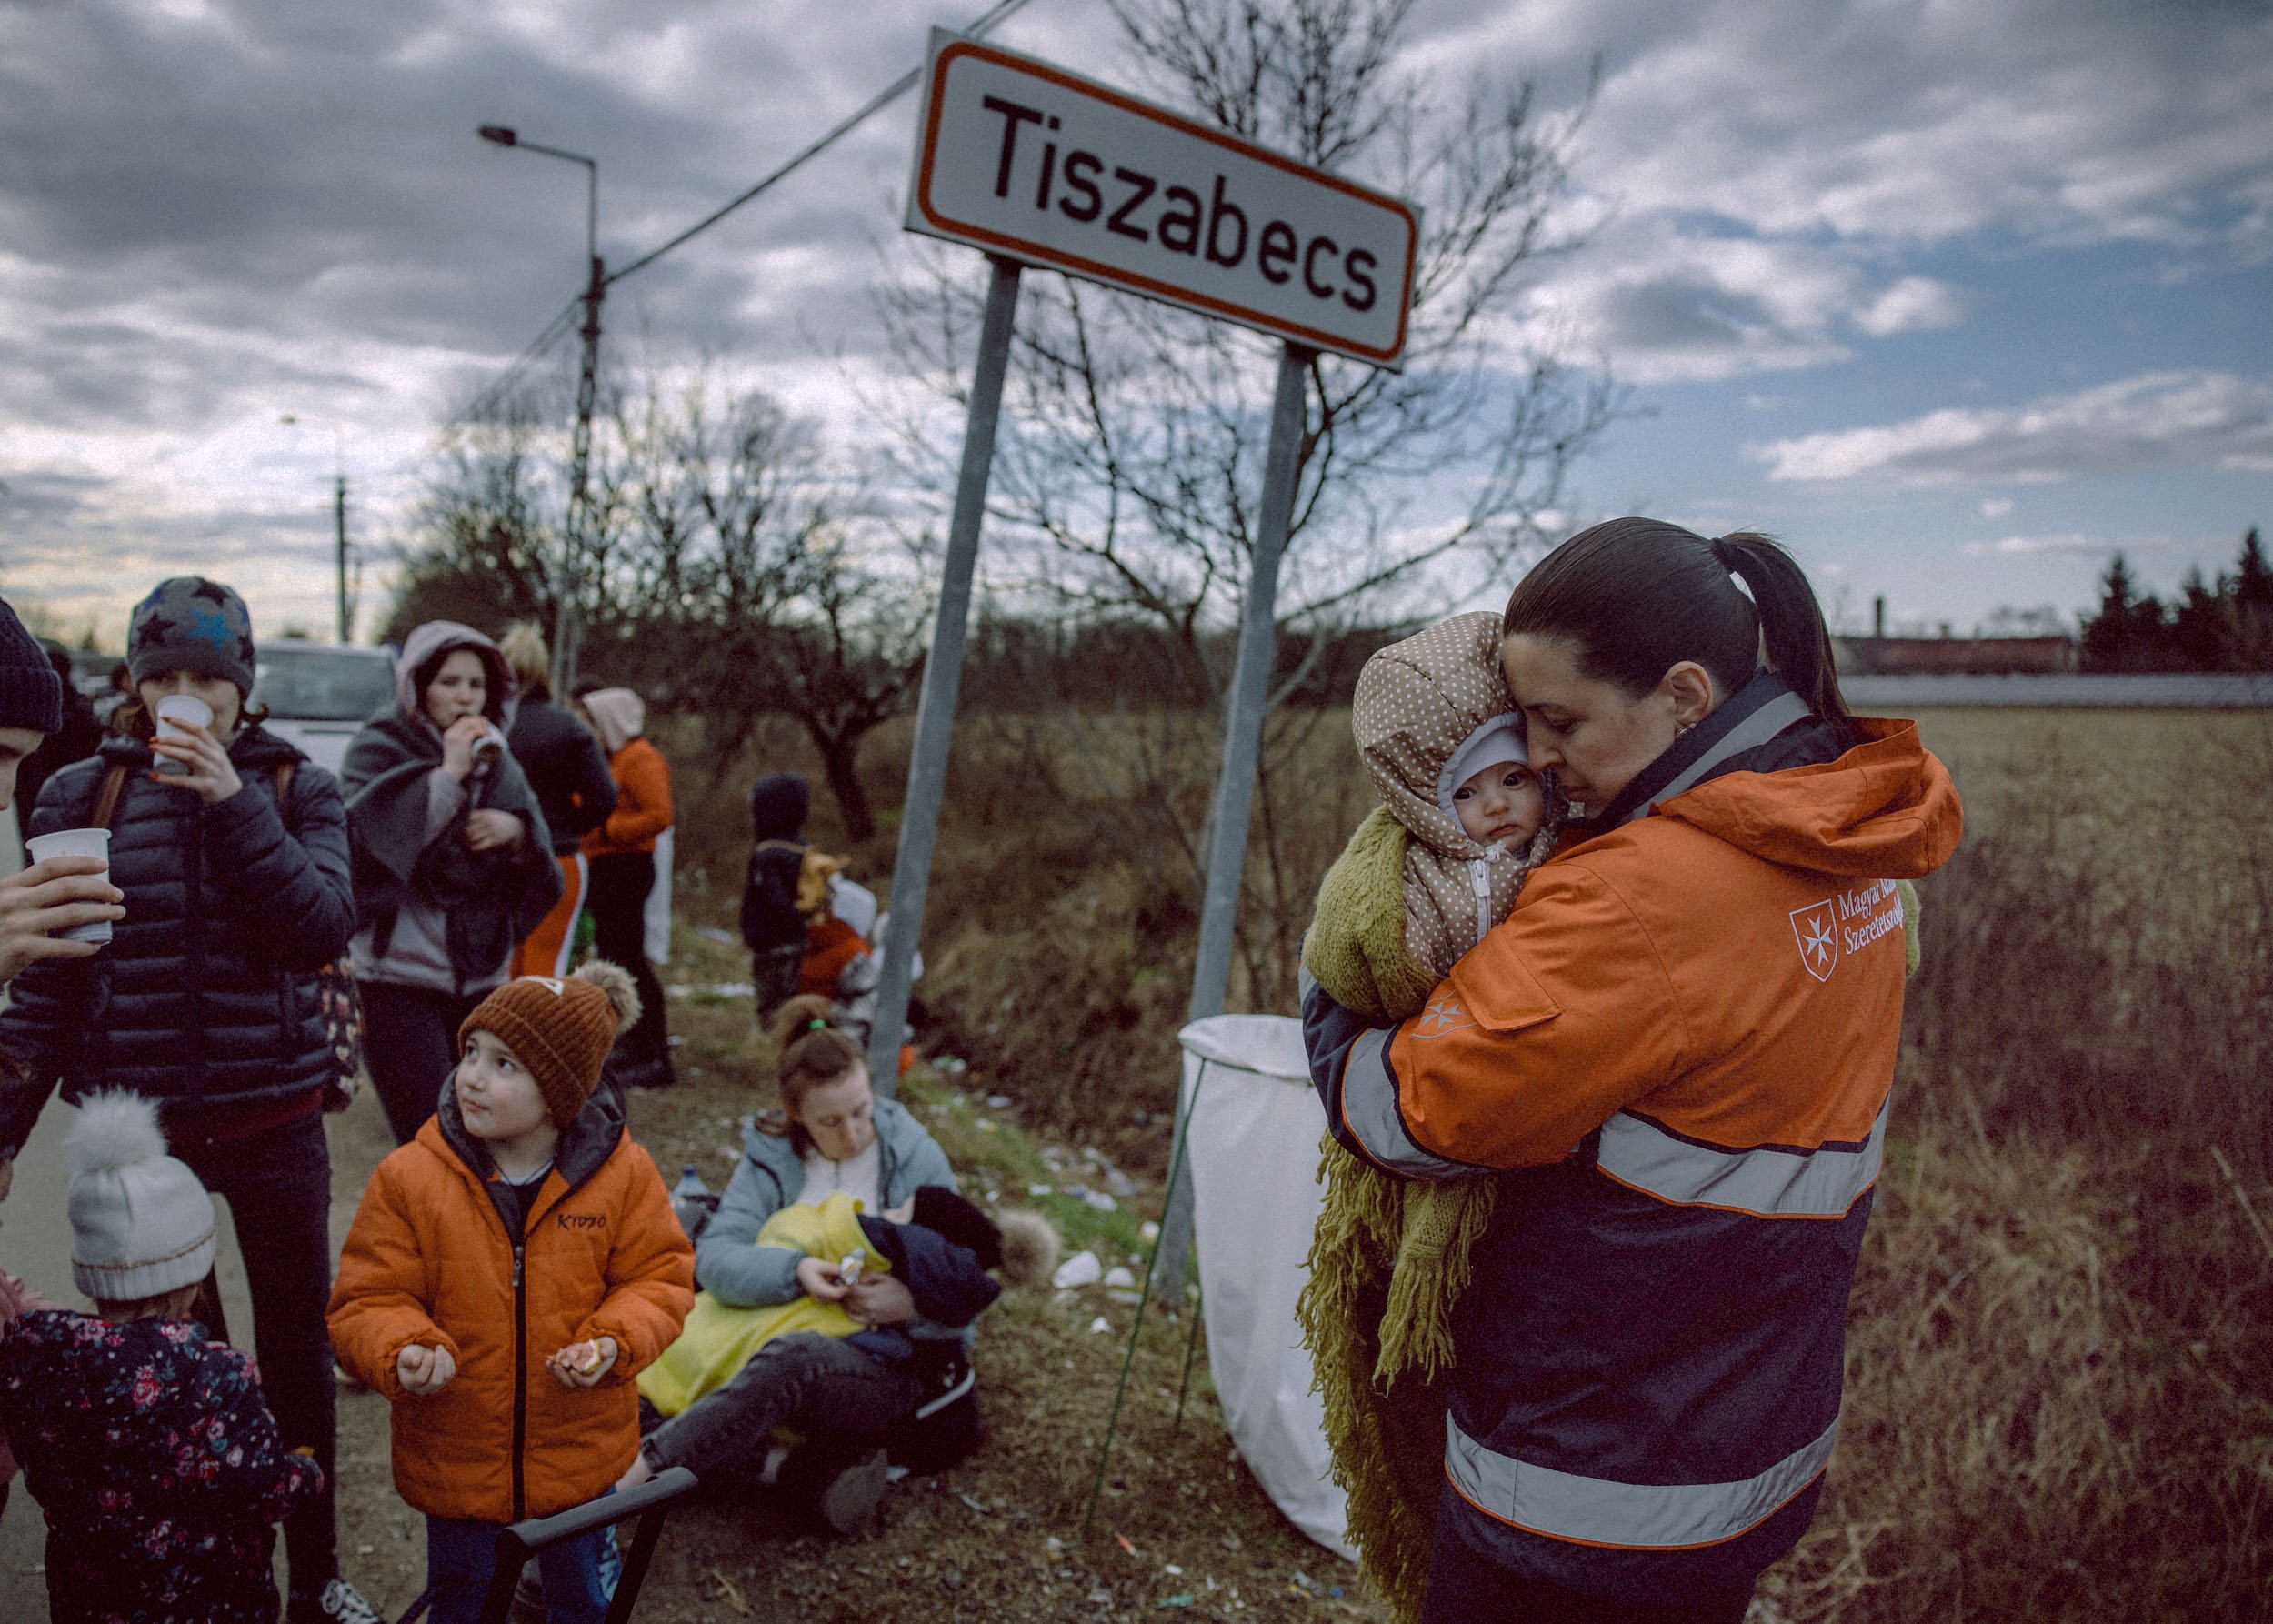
xmin=1788 ymin=708 xmax=2273 ymax=1621
xmin=626 ymin=703 xmax=2271 ymax=1620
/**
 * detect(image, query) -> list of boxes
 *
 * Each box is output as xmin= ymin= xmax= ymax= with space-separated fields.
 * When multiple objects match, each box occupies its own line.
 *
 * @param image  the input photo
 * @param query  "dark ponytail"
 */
xmin=1707 ymin=531 xmax=1851 ymax=727
xmin=1502 ymin=517 xmax=1850 ymax=728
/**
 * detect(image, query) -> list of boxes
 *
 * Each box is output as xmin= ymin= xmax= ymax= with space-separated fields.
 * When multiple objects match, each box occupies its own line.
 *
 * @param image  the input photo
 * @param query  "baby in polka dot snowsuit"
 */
xmin=1352 ymin=611 xmax=1562 ymax=977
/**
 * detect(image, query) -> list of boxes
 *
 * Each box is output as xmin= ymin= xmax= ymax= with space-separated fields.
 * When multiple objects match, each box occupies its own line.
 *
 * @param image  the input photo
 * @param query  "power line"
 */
xmin=454 ymin=296 xmax=581 ymax=426
xmin=606 ymin=0 xmax=1043 ymax=286
xmin=450 ymin=0 xmax=1043 ymax=428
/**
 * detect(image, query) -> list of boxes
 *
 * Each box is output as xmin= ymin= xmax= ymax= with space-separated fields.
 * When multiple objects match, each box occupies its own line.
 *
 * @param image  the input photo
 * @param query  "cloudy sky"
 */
xmin=1 ymin=0 xmax=2267 ymax=646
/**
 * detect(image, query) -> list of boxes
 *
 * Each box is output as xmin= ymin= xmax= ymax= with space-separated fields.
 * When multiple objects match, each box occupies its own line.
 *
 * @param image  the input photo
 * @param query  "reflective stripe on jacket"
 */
xmin=1310 ymin=708 xmax=1961 ymax=1600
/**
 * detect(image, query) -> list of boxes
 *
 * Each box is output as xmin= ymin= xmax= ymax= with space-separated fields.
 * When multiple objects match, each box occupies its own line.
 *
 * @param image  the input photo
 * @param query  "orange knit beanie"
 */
xmin=459 ymin=960 xmax=642 ymax=1128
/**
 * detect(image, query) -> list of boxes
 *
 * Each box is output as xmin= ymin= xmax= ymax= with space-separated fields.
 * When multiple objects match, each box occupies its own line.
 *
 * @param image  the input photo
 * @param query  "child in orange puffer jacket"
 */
xmin=327 ymin=961 xmax=694 ymax=1624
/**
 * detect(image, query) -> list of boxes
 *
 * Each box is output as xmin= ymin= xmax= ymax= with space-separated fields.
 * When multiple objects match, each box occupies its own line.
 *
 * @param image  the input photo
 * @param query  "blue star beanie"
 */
xmin=0 ymin=596 xmax=64 ymax=735
xmin=127 ymin=576 xmax=256 ymax=696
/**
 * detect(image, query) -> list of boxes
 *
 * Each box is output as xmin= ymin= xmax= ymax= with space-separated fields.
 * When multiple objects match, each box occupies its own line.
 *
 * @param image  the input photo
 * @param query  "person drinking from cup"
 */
xmin=0 ymin=592 xmax=127 ymax=1520
xmin=340 ymin=622 xmax=560 ymax=1147
xmin=0 ymin=596 xmax=125 ymax=987
xmin=0 ymin=576 xmax=379 ymax=1624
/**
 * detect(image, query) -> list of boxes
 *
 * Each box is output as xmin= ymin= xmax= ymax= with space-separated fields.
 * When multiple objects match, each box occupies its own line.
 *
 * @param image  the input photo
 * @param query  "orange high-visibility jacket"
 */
xmin=328 ymin=1092 xmax=695 ymax=1524
xmin=1312 ymin=701 xmax=1961 ymax=1600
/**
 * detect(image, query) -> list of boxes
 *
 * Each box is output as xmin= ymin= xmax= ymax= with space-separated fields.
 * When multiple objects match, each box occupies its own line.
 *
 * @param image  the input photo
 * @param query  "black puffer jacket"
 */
xmin=507 ymin=693 xmax=617 ymax=857
xmin=0 ymin=726 xmax=355 ymax=1156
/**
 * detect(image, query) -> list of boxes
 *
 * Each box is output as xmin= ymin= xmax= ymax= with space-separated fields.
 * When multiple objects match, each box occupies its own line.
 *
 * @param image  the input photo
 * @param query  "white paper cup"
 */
xmin=153 ymin=694 xmax=214 ymax=775
xmin=25 ymin=827 xmax=114 ymax=944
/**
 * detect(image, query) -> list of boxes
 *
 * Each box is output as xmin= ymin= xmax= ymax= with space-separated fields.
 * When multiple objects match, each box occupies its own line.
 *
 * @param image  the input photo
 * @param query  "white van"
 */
xmin=250 ymin=642 xmax=396 ymax=777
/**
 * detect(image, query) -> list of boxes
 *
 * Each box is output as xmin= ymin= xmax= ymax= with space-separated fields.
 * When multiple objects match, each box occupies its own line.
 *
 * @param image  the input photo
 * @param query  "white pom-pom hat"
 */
xmin=64 ymin=1092 xmax=216 ymax=1303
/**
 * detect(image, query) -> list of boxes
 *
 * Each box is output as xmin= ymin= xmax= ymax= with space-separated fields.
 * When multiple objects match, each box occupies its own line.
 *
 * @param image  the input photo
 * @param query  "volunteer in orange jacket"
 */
xmin=579 ymin=687 xmax=676 ymax=1091
xmin=1307 ymin=519 xmax=1962 ymax=1624
xmin=327 ymin=960 xmax=694 ymax=1624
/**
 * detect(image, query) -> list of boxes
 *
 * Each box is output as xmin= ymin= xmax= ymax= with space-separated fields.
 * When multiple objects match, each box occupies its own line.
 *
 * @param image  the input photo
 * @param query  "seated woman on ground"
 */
xmin=627 ymin=997 xmax=1052 ymax=1529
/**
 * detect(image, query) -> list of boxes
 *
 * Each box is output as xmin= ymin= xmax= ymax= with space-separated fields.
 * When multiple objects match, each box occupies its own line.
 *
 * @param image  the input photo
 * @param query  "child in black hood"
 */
xmin=740 ymin=773 xmax=812 ymax=1021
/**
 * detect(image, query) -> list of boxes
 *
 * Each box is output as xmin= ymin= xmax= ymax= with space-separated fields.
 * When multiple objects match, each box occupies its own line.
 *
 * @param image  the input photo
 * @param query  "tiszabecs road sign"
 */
xmin=906 ymin=30 xmax=1419 ymax=367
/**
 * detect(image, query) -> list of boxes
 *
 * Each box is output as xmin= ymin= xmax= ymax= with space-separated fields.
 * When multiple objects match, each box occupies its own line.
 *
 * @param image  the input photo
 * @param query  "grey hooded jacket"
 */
xmin=341 ymin=622 xmax=559 ymax=996
xmin=695 ymin=1097 xmax=956 ymax=1308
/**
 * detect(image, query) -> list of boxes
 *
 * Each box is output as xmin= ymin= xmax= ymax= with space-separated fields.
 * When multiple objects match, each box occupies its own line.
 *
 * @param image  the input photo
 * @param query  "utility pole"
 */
xmin=333 ymin=475 xmax=350 ymax=642
xmin=557 ymin=251 xmax=604 ymax=696
xmin=477 ymin=124 xmax=601 ymax=696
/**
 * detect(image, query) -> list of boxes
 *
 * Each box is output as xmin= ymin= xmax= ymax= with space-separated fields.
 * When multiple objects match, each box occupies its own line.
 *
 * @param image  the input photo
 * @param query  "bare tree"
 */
xmin=749 ymin=539 xmax=929 ymax=842
xmin=384 ymin=405 xmax=568 ymax=643
xmin=391 ymin=367 xmax=927 ymax=838
xmin=874 ymin=0 xmax=1612 ymax=1006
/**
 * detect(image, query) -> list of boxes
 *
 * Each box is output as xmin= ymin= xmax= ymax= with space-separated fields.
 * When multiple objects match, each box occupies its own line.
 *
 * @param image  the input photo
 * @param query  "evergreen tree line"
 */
xmin=2078 ymin=528 xmax=2272 ymax=674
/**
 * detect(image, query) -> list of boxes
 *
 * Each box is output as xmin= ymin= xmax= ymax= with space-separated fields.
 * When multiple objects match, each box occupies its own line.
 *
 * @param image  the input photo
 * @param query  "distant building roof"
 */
xmin=1843 ymin=674 xmax=2273 ymax=709
xmin=1837 ymin=636 xmax=2075 ymax=676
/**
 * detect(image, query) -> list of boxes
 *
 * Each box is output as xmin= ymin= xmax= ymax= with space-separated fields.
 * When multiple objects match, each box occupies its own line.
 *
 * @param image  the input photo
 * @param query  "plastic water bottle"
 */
xmin=671 ymin=1164 xmax=713 ymax=1240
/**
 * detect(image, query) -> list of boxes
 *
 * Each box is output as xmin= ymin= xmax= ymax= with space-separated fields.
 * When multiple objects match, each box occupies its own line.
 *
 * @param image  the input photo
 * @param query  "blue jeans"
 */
xmin=423 ymin=1513 xmax=618 ymax=1624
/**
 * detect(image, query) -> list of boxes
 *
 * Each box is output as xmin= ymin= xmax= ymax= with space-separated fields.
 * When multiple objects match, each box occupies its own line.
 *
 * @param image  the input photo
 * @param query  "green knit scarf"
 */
xmin=1296 ymin=807 xmax=1497 ymax=1623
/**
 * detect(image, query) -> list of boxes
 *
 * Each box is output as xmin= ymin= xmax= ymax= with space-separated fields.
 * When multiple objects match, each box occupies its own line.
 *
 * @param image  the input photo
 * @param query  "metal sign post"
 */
xmin=1148 ymin=339 xmax=1310 ymax=1299
xmin=865 ymin=255 xmax=1023 ymax=1093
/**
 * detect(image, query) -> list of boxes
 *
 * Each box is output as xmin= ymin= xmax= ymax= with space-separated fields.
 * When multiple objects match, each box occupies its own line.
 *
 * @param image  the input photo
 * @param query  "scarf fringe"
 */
xmin=1296 ymin=808 xmax=1558 ymax=1622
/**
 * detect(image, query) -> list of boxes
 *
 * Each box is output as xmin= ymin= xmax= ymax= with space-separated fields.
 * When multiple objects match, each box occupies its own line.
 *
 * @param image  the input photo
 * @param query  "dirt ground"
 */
xmin=315 ymin=927 xmax=1379 ymax=1624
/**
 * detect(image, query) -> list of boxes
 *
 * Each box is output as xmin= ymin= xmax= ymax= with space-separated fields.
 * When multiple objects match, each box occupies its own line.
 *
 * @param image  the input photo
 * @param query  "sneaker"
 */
xmin=815 ymin=1445 xmax=890 ymax=1535
xmin=291 ymin=1577 xmax=384 ymax=1624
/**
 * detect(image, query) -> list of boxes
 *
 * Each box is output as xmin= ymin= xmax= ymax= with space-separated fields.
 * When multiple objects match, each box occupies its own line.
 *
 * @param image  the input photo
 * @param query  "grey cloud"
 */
xmin=4 ymin=0 xmax=2266 ymax=629
xmin=0 ymin=468 xmax=108 ymax=526
xmin=1591 ymin=277 xmax=1780 ymax=355
xmin=0 ymin=0 xmax=805 ymax=354
xmin=1410 ymin=0 xmax=2273 ymax=264
xmin=0 ymin=313 xmax=380 ymax=431
xmin=1750 ymin=370 xmax=2273 ymax=486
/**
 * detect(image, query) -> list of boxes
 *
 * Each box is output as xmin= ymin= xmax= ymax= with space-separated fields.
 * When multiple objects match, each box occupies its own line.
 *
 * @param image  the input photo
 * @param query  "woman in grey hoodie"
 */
xmin=340 ymin=622 xmax=561 ymax=1143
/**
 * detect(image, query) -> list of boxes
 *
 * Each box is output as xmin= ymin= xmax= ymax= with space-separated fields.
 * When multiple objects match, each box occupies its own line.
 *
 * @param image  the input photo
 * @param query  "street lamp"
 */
xmin=478 ymin=122 xmax=604 ymax=696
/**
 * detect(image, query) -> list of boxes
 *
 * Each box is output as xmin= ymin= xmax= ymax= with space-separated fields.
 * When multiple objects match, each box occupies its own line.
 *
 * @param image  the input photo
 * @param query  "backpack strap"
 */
xmin=274 ymin=760 xmax=296 ymax=817
xmin=89 ymin=763 xmax=130 ymax=832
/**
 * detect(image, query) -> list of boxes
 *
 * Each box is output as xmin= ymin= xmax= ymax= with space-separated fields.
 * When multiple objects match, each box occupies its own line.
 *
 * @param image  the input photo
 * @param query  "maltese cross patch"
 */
xmin=1789 ymin=900 xmax=1840 ymax=983
xmin=1412 ymin=997 xmax=1476 ymax=1038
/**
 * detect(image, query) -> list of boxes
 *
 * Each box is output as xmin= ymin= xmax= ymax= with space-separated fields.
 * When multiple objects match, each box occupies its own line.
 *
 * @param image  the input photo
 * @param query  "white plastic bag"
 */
xmin=643 ymin=826 xmax=674 ymax=965
xmin=1178 ymin=1014 xmax=1355 ymax=1561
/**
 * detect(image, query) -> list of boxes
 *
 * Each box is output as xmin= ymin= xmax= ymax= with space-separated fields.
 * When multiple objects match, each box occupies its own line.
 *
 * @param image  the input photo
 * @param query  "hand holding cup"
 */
xmin=12 ymin=835 xmax=124 ymax=958
xmin=148 ymin=697 xmax=242 ymax=804
xmin=151 ymin=696 xmax=211 ymax=777
xmin=440 ymin=717 xmax=491 ymax=782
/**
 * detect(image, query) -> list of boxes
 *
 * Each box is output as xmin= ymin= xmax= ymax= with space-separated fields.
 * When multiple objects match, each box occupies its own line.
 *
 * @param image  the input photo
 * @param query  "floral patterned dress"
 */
xmin=0 ymin=1308 xmax=323 ymax=1624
